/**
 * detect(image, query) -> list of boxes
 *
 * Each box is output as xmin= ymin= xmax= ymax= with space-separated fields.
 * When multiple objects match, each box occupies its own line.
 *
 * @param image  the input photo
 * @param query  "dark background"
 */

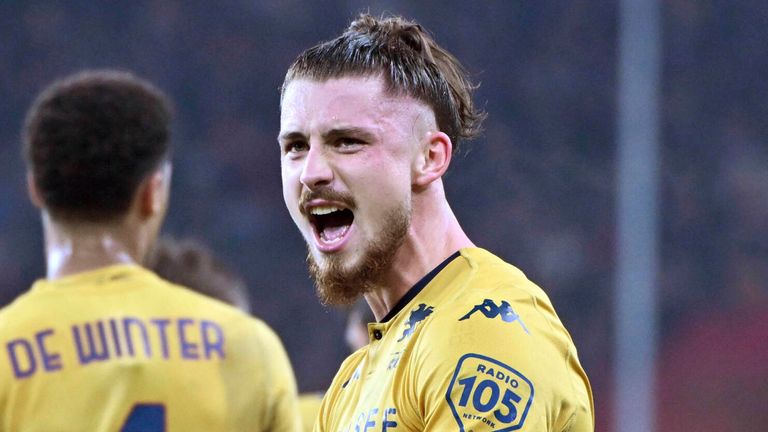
xmin=1 ymin=1 xmax=766 ymax=430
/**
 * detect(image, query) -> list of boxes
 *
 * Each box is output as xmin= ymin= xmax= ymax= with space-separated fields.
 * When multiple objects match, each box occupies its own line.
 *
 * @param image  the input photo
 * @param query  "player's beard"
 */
xmin=307 ymin=204 xmax=410 ymax=306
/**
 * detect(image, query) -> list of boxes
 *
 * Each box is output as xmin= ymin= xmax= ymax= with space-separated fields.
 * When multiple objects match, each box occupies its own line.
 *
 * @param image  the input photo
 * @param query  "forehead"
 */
xmin=280 ymin=76 xmax=432 ymax=134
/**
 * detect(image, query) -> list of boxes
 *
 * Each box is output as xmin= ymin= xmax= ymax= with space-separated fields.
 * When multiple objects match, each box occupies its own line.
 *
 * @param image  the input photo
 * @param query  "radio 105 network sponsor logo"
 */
xmin=446 ymin=354 xmax=534 ymax=431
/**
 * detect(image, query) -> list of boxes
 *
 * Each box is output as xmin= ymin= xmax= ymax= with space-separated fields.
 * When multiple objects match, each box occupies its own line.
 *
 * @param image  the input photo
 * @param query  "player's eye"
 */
xmin=335 ymin=137 xmax=365 ymax=152
xmin=283 ymin=141 xmax=308 ymax=154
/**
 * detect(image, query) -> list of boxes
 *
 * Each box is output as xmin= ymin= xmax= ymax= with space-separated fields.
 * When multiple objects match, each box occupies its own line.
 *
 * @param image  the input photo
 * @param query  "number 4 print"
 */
xmin=121 ymin=403 xmax=166 ymax=432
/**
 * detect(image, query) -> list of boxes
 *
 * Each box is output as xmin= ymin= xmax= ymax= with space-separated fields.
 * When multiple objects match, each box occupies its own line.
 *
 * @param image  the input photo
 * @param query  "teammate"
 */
xmin=279 ymin=14 xmax=594 ymax=431
xmin=1 ymin=70 xmax=302 ymax=431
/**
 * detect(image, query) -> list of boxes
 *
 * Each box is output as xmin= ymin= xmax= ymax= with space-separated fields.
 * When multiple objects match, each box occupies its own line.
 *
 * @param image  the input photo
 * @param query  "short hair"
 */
xmin=282 ymin=13 xmax=486 ymax=152
xmin=146 ymin=237 xmax=251 ymax=313
xmin=23 ymin=69 xmax=173 ymax=223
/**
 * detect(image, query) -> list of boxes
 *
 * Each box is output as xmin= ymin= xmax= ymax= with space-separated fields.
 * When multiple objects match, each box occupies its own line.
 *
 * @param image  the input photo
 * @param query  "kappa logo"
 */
xmin=459 ymin=299 xmax=530 ymax=334
xmin=397 ymin=303 xmax=434 ymax=342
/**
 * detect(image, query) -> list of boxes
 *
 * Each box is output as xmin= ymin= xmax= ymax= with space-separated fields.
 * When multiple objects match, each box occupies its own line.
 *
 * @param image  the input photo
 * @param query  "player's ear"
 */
xmin=413 ymin=131 xmax=452 ymax=188
xmin=26 ymin=172 xmax=44 ymax=208
xmin=138 ymin=162 xmax=172 ymax=218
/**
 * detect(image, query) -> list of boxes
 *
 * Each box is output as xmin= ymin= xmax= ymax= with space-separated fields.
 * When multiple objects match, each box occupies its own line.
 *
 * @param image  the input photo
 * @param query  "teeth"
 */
xmin=310 ymin=206 xmax=343 ymax=215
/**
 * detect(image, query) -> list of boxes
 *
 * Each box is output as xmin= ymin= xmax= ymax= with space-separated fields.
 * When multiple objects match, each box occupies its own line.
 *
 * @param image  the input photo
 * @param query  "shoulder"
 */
xmin=149 ymin=274 xmax=289 ymax=358
xmin=458 ymin=248 xmax=547 ymax=298
xmin=414 ymin=248 xmax=548 ymax=332
xmin=0 ymin=291 xmax=30 ymax=322
xmin=410 ymin=249 xmax=593 ymax=429
xmin=152 ymin=275 xmax=259 ymax=324
xmin=412 ymin=248 xmax=583 ymax=384
xmin=0 ymin=285 xmax=52 ymax=334
xmin=432 ymin=249 xmax=562 ymax=340
xmin=457 ymin=249 xmax=568 ymax=333
xmin=318 ymin=348 xmax=367 ymax=413
xmin=328 ymin=348 xmax=367 ymax=391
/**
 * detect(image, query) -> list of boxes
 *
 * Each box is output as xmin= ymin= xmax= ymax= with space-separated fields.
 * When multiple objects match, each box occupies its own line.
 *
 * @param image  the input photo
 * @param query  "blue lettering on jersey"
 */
xmin=4 ymin=317 xmax=225 ymax=380
xmin=446 ymin=354 xmax=534 ymax=431
xmin=363 ymin=407 xmax=379 ymax=431
xmin=5 ymin=328 xmax=62 ymax=379
xmin=7 ymin=338 xmax=36 ymax=378
xmin=73 ymin=321 xmax=111 ymax=364
xmin=35 ymin=329 xmax=62 ymax=372
xmin=386 ymin=351 xmax=401 ymax=371
xmin=458 ymin=300 xmax=529 ymax=334
xmin=151 ymin=319 xmax=172 ymax=359
xmin=178 ymin=318 xmax=199 ymax=359
xmin=341 ymin=406 xmax=398 ymax=431
xmin=397 ymin=303 xmax=434 ymax=342
xmin=201 ymin=319 xmax=225 ymax=359
xmin=123 ymin=316 xmax=153 ymax=358
xmin=382 ymin=408 xmax=398 ymax=430
xmin=109 ymin=319 xmax=124 ymax=357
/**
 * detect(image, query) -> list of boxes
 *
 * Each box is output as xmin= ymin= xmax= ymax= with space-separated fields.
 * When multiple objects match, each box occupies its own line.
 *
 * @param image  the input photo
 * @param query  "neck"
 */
xmin=365 ymin=186 xmax=474 ymax=320
xmin=42 ymin=212 xmax=145 ymax=280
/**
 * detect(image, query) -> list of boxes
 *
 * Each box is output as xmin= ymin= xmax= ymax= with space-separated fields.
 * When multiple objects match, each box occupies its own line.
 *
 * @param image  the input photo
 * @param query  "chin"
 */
xmin=307 ymin=250 xmax=368 ymax=306
xmin=312 ymin=249 xmax=358 ymax=274
xmin=305 ymin=204 xmax=411 ymax=306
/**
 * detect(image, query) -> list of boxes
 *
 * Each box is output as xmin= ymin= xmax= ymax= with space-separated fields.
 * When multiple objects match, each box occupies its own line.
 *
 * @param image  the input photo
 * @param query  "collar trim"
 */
xmin=379 ymin=250 xmax=461 ymax=323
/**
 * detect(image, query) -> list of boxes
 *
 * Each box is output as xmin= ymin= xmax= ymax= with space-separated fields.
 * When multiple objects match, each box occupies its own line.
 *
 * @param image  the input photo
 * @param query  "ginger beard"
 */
xmin=304 ymin=190 xmax=411 ymax=306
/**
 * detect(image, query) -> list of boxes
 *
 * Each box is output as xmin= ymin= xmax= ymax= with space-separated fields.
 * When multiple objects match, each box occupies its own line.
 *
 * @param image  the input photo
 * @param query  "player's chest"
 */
xmin=327 ymin=343 xmax=418 ymax=431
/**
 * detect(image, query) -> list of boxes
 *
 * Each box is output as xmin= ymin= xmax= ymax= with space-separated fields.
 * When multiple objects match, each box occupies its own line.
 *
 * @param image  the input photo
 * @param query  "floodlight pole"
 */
xmin=614 ymin=0 xmax=661 ymax=431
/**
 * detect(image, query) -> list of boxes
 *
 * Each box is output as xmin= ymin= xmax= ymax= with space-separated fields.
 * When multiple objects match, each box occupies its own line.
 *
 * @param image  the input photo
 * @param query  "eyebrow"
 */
xmin=278 ymin=131 xmax=306 ymax=143
xmin=278 ymin=127 xmax=376 ymax=143
xmin=322 ymin=127 xmax=375 ymax=142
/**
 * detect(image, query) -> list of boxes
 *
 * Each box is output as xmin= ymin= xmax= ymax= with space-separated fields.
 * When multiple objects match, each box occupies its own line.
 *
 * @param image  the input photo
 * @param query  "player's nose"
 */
xmin=300 ymin=145 xmax=333 ymax=190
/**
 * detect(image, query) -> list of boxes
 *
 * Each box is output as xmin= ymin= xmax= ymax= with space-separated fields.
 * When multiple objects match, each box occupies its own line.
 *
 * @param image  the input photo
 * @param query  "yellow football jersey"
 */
xmin=0 ymin=264 xmax=302 ymax=432
xmin=299 ymin=393 xmax=324 ymax=432
xmin=315 ymin=248 xmax=594 ymax=432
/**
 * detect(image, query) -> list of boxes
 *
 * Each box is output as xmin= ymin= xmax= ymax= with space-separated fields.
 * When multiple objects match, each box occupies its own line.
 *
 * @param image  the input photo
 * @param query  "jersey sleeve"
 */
xmin=410 ymin=295 xmax=594 ymax=432
xmin=311 ymin=351 xmax=364 ymax=432
xmin=228 ymin=318 xmax=303 ymax=432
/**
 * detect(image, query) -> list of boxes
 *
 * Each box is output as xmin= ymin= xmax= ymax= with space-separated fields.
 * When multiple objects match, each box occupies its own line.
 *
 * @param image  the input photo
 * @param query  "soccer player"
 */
xmin=1 ymin=70 xmax=302 ymax=431
xmin=279 ymin=14 xmax=594 ymax=431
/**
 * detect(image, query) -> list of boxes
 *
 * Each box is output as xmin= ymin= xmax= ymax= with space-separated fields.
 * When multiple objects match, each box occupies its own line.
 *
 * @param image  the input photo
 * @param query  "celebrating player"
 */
xmin=0 ymin=70 xmax=302 ymax=431
xmin=279 ymin=14 xmax=594 ymax=431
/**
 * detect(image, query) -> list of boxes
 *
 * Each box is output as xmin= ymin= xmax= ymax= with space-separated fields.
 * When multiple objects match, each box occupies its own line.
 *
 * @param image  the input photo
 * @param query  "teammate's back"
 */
xmin=0 ymin=264 xmax=297 ymax=431
xmin=2 ymin=69 xmax=302 ymax=431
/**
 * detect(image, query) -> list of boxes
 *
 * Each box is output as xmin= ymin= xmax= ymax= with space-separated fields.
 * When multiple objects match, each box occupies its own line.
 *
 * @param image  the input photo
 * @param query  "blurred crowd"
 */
xmin=1 ymin=1 xmax=766 ymax=430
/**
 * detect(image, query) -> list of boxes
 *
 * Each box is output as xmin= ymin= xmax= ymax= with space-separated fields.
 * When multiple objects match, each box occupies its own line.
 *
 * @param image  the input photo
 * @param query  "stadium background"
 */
xmin=1 ymin=1 xmax=766 ymax=430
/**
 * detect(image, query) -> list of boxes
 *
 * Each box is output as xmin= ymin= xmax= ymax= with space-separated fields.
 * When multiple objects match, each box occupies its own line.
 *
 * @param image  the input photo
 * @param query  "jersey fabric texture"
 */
xmin=314 ymin=248 xmax=594 ymax=432
xmin=299 ymin=392 xmax=324 ymax=432
xmin=0 ymin=264 xmax=302 ymax=432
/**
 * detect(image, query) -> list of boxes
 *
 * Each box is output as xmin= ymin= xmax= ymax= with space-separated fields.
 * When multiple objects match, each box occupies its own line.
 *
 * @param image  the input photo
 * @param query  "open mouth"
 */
xmin=309 ymin=205 xmax=355 ymax=245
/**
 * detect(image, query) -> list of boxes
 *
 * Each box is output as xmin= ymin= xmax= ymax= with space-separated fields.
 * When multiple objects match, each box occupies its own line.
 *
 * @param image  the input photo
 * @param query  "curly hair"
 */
xmin=23 ymin=69 xmax=173 ymax=223
xmin=282 ymin=14 xmax=485 ymax=152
